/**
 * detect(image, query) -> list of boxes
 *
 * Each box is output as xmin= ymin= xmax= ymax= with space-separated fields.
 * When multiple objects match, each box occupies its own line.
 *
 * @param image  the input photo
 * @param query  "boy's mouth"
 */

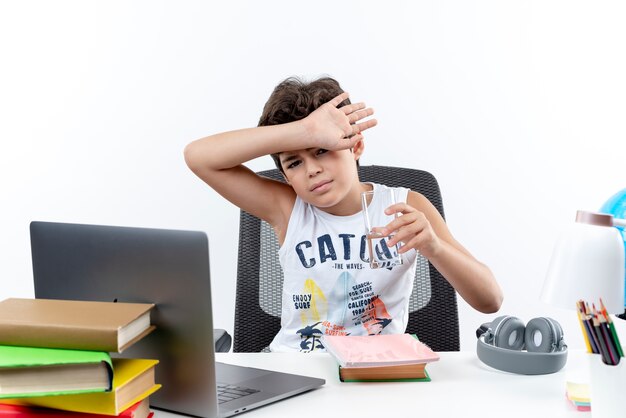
xmin=310 ymin=180 xmax=332 ymax=192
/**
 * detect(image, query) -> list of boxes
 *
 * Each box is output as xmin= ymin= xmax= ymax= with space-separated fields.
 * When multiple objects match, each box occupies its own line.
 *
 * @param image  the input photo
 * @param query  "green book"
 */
xmin=0 ymin=345 xmax=113 ymax=398
xmin=339 ymin=367 xmax=431 ymax=382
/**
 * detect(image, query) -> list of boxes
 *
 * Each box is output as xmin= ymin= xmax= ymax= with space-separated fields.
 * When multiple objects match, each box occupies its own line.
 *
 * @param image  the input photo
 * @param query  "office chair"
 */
xmin=233 ymin=165 xmax=460 ymax=352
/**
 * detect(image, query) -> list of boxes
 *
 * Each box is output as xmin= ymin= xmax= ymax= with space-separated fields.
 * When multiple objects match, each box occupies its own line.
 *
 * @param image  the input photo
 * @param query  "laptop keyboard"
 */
xmin=216 ymin=383 xmax=260 ymax=404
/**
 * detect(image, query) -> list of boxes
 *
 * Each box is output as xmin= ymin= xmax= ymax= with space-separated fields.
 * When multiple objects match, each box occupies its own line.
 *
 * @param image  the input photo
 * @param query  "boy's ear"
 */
xmin=352 ymin=139 xmax=365 ymax=160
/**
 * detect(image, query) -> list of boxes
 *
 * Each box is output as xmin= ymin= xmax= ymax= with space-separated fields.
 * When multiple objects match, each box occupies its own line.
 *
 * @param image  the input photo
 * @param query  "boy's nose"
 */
xmin=306 ymin=160 xmax=323 ymax=177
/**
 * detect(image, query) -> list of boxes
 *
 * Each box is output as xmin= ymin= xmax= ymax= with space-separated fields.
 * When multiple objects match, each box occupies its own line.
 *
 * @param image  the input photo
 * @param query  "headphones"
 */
xmin=476 ymin=315 xmax=568 ymax=375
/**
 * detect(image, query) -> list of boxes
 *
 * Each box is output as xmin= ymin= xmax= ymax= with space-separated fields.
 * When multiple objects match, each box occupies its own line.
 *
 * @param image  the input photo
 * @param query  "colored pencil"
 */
xmin=600 ymin=298 xmax=624 ymax=358
xmin=592 ymin=314 xmax=614 ymax=365
xmin=576 ymin=301 xmax=594 ymax=353
xmin=598 ymin=313 xmax=620 ymax=365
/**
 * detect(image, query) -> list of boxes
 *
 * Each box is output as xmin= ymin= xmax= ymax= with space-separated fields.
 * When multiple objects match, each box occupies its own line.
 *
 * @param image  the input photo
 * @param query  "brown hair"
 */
xmin=258 ymin=76 xmax=351 ymax=173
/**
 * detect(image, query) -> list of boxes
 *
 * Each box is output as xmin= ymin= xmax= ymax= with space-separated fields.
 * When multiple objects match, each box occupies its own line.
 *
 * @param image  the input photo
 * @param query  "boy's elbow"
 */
xmin=479 ymin=290 xmax=503 ymax=314
xmin=183 ymin=142 xmax=201 ymax=172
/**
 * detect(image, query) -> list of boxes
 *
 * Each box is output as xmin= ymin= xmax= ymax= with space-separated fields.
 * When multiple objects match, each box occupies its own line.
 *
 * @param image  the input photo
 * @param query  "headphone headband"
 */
xmin=476 ymin=316 xmax=568 ymax=375
xmin=476 ymin=334 xmax=568 ymax=375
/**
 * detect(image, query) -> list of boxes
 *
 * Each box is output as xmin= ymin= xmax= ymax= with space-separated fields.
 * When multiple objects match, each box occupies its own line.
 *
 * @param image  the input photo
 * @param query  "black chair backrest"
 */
xmin=233 ymin=165 xmax=460 ymax=352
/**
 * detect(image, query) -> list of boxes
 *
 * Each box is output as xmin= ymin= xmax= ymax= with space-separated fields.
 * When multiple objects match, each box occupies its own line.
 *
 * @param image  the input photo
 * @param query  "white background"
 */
xmin=1 ymin=0 xmax=624 ymax=351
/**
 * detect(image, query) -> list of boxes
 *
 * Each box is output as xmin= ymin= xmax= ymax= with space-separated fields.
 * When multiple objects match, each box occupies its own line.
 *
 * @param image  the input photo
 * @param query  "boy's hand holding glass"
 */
xmin=384 ymin=202 xmax=441 ymax=259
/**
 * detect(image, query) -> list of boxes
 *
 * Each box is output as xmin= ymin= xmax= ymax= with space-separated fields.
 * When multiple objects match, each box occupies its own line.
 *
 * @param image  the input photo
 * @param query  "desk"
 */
xmin=155 ymin=350 xmax=590 ymax=418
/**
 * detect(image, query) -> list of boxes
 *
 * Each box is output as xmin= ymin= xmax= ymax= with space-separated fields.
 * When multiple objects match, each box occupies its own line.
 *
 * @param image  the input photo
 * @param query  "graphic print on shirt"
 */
xmin=361 ymin=296 xmax=392 ymax=335
xmin=294 ymin=273 xmax=393 ymax=352
xmin=295 ymin=233 xmax=401 ymax=272
xmin=325 ymin=271 xmax=355 ymax=332
xmin=296 ymin=321 xmax=324 ymax=352
xmin=295 ymin=279 xmax=327 ymax=352
xmin=297 ymin=279 xmax=327 ymax=325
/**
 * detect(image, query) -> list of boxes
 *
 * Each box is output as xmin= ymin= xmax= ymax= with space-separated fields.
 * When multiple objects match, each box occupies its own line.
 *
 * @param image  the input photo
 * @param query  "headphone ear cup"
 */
xmin=492 ymin=316 xmax=526 ymax=350
xmin=483 ymin=315 xmax=508 ymax=344
xmin=525 ymin=317 xmax=563 ymax=353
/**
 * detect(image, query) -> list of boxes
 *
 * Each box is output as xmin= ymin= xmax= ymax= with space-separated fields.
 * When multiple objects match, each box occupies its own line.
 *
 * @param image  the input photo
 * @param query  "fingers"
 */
xmin=397 ymin=235 xmax=426 ymax=254
xmin=385 ymin=202 xmax=416 ymax=216
xmin=343 ymin=133 xmax=364 ymax=147
xmin=352 ymin=118 xmax=378 ymax=135
xmin=343 ymin=102 xmax=374 ymax=120
xmin=326 ymin=93 xmax=376 ymax=142
xmin=342 ymin=102 xmax=365 ymax=115
xmin=348 ymin=107 xmax=374 ymax=124
xmin=329 ymin=92 xmax=350 ymax=107
xmin=378 ymin=208 xmax=416 ymax=238
xmin=335 ymin=98 xmax=377 ymax=136
xmin=369 ymin=226 xmax=386 ymax=237
xmin=382 ymin=206 xmax=429 ymax=249
xmin=384 ymin=214 xmax=422 ymax=246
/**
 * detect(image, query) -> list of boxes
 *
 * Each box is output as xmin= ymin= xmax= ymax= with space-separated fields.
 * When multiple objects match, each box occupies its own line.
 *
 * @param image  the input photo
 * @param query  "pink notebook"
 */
xmin=321 ymin=334 xmax=440 ymax=368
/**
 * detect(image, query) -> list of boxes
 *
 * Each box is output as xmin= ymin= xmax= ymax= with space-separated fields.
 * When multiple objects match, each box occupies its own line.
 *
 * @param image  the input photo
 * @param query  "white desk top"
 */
xmin=154 ymin=350 xmax=591 ymax=418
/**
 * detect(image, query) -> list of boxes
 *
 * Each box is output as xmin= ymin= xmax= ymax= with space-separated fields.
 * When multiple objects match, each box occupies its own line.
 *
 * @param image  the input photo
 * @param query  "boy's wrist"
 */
xmin=419 ymin=237 xmax=444 ymax=261
xmin=296 ymin=117 xmax=315 ymax=148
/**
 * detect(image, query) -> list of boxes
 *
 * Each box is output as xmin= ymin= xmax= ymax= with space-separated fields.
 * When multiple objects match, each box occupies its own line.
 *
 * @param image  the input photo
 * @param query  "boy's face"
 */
xmin=279 ymin=144 xmax=363 ymax=214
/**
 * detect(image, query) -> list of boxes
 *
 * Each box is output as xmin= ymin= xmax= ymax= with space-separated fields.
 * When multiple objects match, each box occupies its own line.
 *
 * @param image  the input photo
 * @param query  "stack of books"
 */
xmin=321 ymin=333 xmax=440 ymax=382
xmin=0 ymin=298 xmax=160 ymax=417
xmin=565 ymin=381 xmax=591 ymax=412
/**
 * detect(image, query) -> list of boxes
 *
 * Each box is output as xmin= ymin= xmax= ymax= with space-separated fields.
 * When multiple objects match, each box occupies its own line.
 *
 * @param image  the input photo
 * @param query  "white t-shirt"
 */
xmin=269 ymin=183 xmax=419 ymax=352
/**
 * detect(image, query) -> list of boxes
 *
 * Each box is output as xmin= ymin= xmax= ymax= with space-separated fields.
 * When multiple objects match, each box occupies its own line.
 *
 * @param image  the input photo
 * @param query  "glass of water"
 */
xmin=361 ymin=188 xmax=403 ymax=269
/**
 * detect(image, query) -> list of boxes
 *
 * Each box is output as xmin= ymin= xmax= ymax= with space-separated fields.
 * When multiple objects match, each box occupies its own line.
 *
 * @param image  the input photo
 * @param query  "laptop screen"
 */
xmin=30 ymin=221 xmax=220 ymax=417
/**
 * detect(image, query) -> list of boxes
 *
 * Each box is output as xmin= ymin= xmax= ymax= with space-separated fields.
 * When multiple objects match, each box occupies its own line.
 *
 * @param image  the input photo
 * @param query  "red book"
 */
xmin=0 ymin=399 xmax=152 ymax=418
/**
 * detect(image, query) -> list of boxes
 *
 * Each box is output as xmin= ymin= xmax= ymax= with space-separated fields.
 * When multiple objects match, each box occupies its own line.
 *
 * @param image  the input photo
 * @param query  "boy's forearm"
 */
xmin=428 ymin=242 xmax=503 ymax=313
xmin=185 ymin=120 xmax=311 ymax=171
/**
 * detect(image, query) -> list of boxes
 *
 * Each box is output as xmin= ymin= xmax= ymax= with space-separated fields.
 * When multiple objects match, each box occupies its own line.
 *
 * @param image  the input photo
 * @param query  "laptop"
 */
xmin=30 ymin=221 xmax=325 ymax=418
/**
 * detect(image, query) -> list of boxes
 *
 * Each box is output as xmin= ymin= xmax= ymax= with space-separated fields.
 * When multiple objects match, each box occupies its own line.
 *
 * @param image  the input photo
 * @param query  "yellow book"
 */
xmin=3 ymin=358 xmax=160 ymax=416
xmin=566 ymin=381 xmax=590 ymax=403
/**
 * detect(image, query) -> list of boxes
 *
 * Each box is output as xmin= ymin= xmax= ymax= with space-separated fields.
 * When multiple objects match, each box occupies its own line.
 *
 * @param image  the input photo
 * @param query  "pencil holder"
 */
xmin=588 ymin=353 xmax=626 ymax=418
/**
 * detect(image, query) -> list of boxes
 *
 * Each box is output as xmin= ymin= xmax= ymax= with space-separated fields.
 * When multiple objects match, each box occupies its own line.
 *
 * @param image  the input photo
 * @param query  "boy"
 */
xmin=184 ymin=76 xmax=502 ymax=352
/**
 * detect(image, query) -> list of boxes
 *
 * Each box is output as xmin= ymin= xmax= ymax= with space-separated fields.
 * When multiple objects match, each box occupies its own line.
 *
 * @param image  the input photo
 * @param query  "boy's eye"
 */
xmin=316 ymin=149 xmax=328 ymax=155
xmin=286 ymin=160 xmax=301 ymax=169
